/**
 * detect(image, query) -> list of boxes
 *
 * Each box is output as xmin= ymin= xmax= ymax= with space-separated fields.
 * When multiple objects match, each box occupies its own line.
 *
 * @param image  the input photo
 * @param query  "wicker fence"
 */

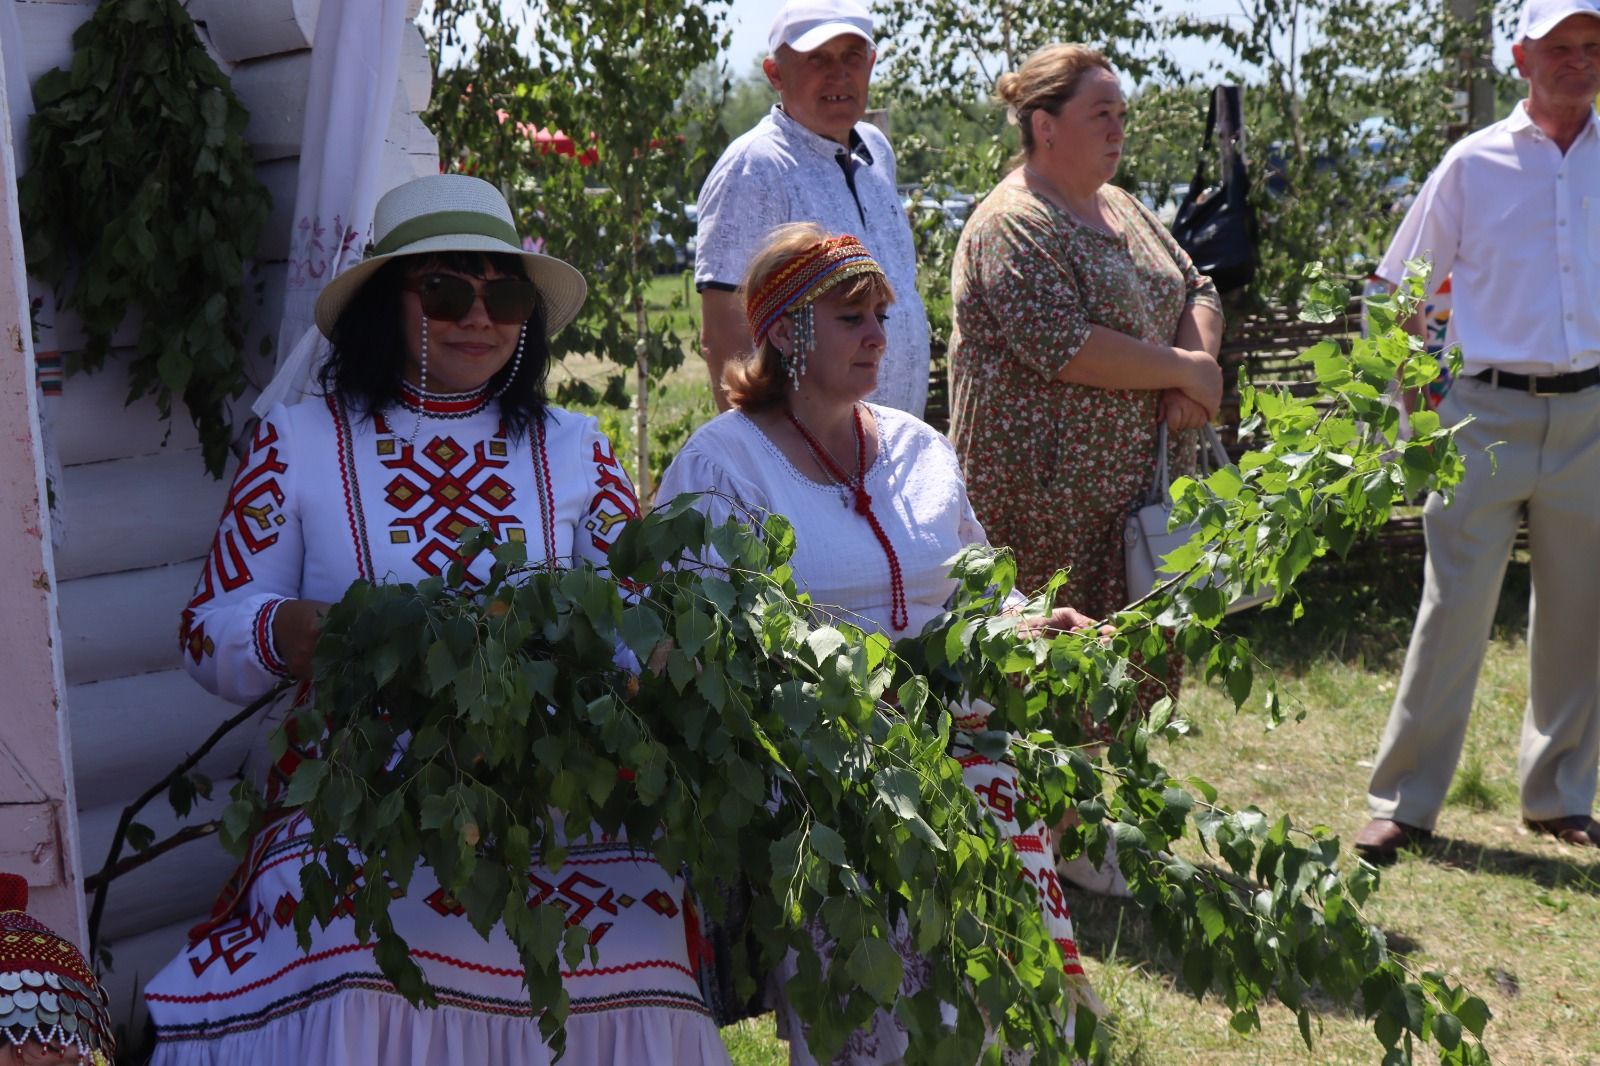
xmin=926 ymin=299 xmax=1525 ymax=565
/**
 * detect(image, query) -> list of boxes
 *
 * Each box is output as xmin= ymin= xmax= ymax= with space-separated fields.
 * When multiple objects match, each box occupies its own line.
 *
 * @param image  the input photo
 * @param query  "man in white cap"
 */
xmin=1356 ymin=0 xmax=1600 ymax=861
xmin=694 ymin=0 xmax=929 ymax=415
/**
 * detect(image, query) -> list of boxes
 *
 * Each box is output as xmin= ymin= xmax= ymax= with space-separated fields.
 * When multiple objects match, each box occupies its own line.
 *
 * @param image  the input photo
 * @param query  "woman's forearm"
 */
xmin=1173 ymin=303 xmax=1223 ymax=358
xmin=1055 ymin=325 xmax=1223 ymax=414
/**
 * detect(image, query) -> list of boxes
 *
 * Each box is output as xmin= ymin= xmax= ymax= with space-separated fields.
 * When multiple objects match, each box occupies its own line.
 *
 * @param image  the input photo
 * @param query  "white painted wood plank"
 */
xmin=254 ymin=158 xmax=299 ymax=262
xmin=79 ymin=789 xmax=240 ymax=943
xmin=53 ymin=355 xmax=202 ymax=465
xmin=98 ymin=916 xmax=197 ymax=1038
xmin=58 ymin=563 xmax=202 ymax=687
xmin=52 ymin=351 xmax=271 ymax=467
xmin=68 ymin=670 xmax=265 ymax=812
xmin=0 ymin=803 xmax=62 ymax=888
xmin=232 ymin=51 xmax=313 ymax=162
xmin=55 ymin=449 xmax=224 ymax=581
xmin=2 ymin=0 xmax=84 ymax=943
xmin=188 ymin=0 xmax=320 ymax=63
xmin=398 ymin=23 xmax=431 ymax=113
xmin=11 ymin=1 xmax=93 ymax=89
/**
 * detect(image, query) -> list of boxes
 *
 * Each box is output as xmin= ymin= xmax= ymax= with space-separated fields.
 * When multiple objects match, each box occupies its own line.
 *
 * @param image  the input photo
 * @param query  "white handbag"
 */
xmin=1123 ymin=423 xmax=1272 ymax=612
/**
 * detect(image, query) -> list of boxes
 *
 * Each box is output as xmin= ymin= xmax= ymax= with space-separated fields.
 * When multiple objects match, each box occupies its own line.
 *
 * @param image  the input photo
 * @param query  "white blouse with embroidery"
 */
xmin=149 ymin=383 xmax=730 ymax=1066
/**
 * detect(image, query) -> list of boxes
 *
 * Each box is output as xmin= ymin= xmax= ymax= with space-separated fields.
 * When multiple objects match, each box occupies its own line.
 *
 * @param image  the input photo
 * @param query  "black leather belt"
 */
xmin=1472 ymin=367 xmax=1600 ymax=395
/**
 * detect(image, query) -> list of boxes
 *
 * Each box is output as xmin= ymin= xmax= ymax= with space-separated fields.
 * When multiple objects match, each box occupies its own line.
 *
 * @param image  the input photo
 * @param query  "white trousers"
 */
xmin=1366 ymin=375 xmax=1600 ymax=827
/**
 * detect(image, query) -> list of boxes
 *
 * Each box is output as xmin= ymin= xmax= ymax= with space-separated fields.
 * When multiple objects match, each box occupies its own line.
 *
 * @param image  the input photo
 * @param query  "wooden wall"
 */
xmin=12 ymin=0 xmax=437 ymax=1030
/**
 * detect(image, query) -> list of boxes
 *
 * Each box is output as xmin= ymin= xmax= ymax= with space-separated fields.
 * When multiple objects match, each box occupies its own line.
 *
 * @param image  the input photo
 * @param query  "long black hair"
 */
xmin=319 ymin=250 xmax=551 ymax=439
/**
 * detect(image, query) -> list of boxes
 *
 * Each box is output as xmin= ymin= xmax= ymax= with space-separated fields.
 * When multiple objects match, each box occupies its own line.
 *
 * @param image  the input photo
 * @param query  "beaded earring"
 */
xmin=492 ymin=324 xmax=527 ymax=399
xmin=409 ymin=316 xmax=430 ymax=444
xmin=785 ymin=303 xmax=814 ymax=389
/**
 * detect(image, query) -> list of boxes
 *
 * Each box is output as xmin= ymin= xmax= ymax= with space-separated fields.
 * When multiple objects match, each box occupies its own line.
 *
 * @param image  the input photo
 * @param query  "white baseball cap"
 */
xmin=1518 ymin=0 xmax=1600 ymax=39
xmin=768 ymin=0 xmax=875 ymax=54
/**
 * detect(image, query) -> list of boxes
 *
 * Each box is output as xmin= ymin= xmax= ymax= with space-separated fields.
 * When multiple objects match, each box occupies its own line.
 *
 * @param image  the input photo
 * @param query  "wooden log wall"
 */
xmin=12 ymin=0 xmax=436 ymax=1031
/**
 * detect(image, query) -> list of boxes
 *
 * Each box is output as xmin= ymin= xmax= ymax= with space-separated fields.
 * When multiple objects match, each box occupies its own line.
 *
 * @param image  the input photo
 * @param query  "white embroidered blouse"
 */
xmin=179 ymin=384 xmax=640 ymax=703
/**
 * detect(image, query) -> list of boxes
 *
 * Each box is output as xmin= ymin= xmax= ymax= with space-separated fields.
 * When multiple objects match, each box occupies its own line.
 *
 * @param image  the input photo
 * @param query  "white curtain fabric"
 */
xmin=255 ymin=0 xmax=410 ymax=416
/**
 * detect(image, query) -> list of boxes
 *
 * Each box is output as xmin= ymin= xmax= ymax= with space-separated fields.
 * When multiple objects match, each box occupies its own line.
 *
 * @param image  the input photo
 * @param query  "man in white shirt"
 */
xmin=1356 ymin=0 xmax=1600 ymax=860
xmin=694 ymin=0 xmax=929 ymax=416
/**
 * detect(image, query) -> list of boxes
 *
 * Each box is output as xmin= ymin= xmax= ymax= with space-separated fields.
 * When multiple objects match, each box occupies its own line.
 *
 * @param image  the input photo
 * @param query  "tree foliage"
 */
xmin=1166 ymin=0 xmax=1513 ymax=301
xmin=19 ymin=0 xmax=271 ymax=476
xmin=424 ymin=0 xmax=729 ymax=494
xmin=219 ymin=268 xmax=1492 ymax=1062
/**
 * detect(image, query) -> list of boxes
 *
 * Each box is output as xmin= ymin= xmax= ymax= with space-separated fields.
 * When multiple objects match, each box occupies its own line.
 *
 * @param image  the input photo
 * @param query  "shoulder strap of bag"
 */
xmin=1189 ymin=89 xmax=1220 ymax=191
xmin=1202 ymin=424 xmax=1231 ymax=470
xmin=1147 ymin=422 xmax=1171 ymax=505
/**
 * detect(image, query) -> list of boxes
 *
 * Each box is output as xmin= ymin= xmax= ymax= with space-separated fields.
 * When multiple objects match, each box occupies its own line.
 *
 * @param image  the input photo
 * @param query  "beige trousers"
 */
xmin=1366 ymin=375 xmax=1600 ymax=828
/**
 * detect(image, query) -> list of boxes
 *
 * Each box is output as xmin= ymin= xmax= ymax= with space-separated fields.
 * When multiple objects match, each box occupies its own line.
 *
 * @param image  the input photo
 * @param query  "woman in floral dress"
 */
xmin=949 ymin=45 xmax=1224 ymax=896
xmin=949 ymin=44 xmax=1223 ymax=635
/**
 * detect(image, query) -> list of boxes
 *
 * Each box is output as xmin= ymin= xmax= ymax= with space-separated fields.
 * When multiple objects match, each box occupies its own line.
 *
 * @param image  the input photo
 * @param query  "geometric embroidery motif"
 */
xmin=188 ymin=906 xmax=268 ymax=977
xmin=181 ymin=419 xmax=290 ymax=664
xmin=377 ymin=428 xmax=523 ymax=582
xmin=583 ymin=437 xmax=641 ymax=555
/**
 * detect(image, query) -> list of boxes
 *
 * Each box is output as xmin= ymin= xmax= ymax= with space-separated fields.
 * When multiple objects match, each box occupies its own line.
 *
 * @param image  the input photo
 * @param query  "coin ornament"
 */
xmin=0 ymin=874 xmax=114 ymax=1065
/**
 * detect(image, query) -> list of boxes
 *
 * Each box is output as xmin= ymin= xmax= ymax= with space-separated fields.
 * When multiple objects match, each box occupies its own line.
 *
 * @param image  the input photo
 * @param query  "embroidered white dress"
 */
xmin=657 ymin=405 xmax=1080 ymax=1065
xmin=145 ymin=385 xmax=730 ymax=1066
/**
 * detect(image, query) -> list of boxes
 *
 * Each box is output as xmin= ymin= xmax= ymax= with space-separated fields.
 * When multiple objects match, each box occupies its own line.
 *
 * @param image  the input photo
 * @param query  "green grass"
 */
xmin=725 ymin=557 xmax=1600 ymax=1064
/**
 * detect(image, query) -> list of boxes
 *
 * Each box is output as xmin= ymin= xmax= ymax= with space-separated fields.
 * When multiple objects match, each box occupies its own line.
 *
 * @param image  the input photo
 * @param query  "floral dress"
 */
xmin=948 ymin=181 xmax=1221 ymax=708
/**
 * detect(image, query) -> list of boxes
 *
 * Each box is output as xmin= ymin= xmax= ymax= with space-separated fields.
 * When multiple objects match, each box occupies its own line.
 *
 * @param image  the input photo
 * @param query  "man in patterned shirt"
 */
xmin=694 ymin=0 xmax=930 ymax=416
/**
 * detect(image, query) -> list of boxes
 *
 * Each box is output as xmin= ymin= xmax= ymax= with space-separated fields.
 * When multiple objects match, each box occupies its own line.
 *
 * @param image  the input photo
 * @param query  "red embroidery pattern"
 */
xmin=377 ymin=424 xmax=524 ymax=581
xmin=181 ymin=421 xmax=290 ymax=663
xmin=584 ymin=435 xmax=640 ymax=556
xmin=189 ymin=906 xmax=269 ymax=978
xmin=331 ymin=397 xmax=374 ymax=580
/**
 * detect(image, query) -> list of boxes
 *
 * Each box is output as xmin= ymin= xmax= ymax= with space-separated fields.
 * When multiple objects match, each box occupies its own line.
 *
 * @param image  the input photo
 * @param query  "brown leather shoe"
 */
xmin=1523 ymin=815 xmax=1600 ymax=847
xmin=1354 ymin=818 xmax=1433 ymax=864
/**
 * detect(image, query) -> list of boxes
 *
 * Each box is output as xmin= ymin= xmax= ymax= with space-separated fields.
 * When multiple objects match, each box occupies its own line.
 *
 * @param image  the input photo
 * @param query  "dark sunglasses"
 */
xmin=405 ymin=272 xmax=540 ymax=324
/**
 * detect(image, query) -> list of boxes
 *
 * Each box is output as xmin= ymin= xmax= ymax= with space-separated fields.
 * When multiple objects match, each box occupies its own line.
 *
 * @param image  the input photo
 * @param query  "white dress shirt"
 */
xmin=1378 ymin=101 xmax=1600 ymax=375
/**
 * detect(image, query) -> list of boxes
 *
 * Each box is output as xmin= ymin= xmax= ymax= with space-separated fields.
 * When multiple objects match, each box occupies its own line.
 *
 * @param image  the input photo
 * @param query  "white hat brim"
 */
xmin=1523 ymin=4 xmax=1600 ymax=37
xmin=786 ymin=22 xmax=875 ymax=53
xmin=313 ymin=233 xmax=587 ymax=340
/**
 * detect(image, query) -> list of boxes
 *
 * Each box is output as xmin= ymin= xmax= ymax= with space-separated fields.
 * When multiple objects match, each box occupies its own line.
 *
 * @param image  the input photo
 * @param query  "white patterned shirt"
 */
xmin=695 ymin=105 xmax=930 ymax=417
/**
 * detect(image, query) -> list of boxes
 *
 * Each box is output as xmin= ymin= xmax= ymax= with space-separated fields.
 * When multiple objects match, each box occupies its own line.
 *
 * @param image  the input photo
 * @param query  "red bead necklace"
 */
xmin=787 ymin=404 xmax=908 ymax=632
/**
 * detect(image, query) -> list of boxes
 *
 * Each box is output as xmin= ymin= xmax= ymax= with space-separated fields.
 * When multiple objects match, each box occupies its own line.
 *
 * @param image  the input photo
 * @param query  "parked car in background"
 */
xmin=648 ymin=202 xmax=697 ymax=273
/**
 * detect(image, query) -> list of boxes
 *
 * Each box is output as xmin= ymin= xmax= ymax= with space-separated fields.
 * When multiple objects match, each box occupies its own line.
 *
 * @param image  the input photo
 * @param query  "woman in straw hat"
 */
xmin=658 ymin=222 xmax=1103 ymax=1064
xmin=143 ymin=174 xmax=730 ymax=1064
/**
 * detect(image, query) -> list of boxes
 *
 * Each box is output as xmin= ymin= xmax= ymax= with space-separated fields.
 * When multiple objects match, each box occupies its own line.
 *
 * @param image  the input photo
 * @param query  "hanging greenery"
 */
xmin=19 ymin=0 xmax=271 ymax=477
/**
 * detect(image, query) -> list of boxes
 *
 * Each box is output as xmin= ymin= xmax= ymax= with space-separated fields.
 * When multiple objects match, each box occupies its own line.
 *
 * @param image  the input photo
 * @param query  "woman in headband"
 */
xmin=659 ymin=221 xmax=1101 ymax=1064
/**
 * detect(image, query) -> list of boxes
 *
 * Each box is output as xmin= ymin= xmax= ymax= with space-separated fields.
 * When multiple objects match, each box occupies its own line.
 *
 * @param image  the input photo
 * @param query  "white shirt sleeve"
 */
xmin=656 ymin=428 xmax=771 ymax=532
xmin=179 ymin=406 xmax=304 ymax=704
xmin=1377 ymin=153 xmax=1463 ymax=295
xmin=694 ymin=145 xmax=790 ymax=291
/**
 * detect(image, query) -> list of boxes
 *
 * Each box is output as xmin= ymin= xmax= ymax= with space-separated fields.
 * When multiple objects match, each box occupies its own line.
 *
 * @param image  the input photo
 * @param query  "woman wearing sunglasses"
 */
xmin=142 ymin=175 xmax=731 ymax=1065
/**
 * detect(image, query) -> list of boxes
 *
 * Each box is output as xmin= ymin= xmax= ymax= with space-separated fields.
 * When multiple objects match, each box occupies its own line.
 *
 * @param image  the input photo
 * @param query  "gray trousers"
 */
xmin=1366 ymin=374 xmax=1600 ymax=828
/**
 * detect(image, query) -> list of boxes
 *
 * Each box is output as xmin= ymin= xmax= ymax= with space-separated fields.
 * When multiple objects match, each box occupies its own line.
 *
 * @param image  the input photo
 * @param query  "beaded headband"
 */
xmin=745 ymin=235 xmax=885 ymax=348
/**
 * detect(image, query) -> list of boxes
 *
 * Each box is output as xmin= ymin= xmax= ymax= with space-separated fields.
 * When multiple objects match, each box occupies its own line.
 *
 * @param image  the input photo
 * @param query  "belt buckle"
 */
xmin=1530 ymin=375 xmax=1557 ymax=397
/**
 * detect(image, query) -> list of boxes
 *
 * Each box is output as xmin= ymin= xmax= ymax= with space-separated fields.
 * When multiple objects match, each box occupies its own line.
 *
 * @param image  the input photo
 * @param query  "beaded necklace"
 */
xmin=786 ymin=404 xmax=908 ymax=632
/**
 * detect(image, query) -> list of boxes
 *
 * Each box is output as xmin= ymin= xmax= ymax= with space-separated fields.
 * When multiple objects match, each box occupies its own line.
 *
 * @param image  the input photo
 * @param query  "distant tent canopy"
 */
xmin=496 ymin=109 xmax=598 ymax=166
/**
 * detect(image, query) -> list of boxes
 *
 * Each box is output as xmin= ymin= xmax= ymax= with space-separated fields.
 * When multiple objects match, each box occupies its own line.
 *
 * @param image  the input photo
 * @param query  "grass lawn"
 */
xmin=722 ymin=558 xmax=1600 ymax=1064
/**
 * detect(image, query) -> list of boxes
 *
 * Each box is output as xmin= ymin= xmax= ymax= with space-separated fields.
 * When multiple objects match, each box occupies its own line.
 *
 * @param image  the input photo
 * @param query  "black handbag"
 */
xmin=1170 ymin=85 xmax=1256 ymax=294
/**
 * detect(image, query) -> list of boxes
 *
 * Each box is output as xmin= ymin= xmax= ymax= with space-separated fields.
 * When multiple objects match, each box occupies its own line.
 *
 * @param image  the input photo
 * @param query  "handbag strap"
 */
xmin=1201 ymin=424 xmax=1231 ymax=470
xmin=1149 ymin=422 xmax=1233 ymax=505
xmin=1188 ymin=89 xmax=1219 ymax=191
xmin=1147 ymin=422 xmax=1171 ymax=504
